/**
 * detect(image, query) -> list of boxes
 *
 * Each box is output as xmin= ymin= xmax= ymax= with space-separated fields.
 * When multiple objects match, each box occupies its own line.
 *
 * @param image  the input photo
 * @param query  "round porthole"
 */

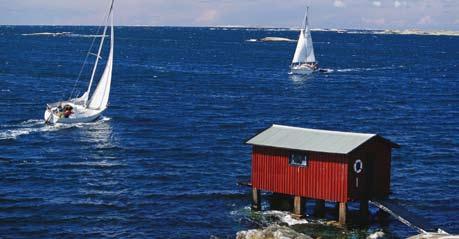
xmin=354 ymin=159 xmax=363 ymax=174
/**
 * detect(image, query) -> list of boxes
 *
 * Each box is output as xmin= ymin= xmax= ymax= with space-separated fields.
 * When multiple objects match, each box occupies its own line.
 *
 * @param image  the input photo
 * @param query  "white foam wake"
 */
xmin=0 ymin=117 xmax=111 ymax=141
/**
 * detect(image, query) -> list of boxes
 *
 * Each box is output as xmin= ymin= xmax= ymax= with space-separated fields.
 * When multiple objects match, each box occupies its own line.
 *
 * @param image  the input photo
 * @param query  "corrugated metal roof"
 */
xmin=246 ymin=124 xmax=395 ymax=154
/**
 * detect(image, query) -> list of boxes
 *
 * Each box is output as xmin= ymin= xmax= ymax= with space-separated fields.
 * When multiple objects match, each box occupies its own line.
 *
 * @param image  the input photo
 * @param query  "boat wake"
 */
xmin=0 ymin=117 xmax=111 ymax=141
xmin=335 ymin=66 xmax=397 ymax=72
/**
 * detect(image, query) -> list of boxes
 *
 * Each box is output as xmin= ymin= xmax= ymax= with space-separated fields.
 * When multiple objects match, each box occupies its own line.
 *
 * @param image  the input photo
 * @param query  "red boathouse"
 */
xmin=246 ymin=124 xmax=399 ymax=224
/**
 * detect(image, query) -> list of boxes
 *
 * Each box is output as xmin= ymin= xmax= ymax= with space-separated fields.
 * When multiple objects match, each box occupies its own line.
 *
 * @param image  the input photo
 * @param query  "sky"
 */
xmin=0 ymin=0 xmax=458 ymax=30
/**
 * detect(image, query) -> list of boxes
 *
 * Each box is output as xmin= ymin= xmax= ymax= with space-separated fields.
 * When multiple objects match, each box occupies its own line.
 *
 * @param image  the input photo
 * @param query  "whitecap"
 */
xmin=367 ymin=231 xmax=385 ymax=239
xmin=263 ymin=210 xmax=309 ymax=226
xmin=67 ymin=160 xmax=124 ymax=167
xmin=21 ymin=32 xmax=72 ymax=37
xmin=21 ymin=32 xmax=107 ymax=38
xmin=68 ymin=33 xmax=108 ymax=38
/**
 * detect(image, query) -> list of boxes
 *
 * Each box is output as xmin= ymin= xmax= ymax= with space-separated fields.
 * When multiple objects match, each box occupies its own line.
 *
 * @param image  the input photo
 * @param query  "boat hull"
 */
xmin=44 ymin=103 xmax=104 ymax=125
xmin=290 ymin=65 xmax=315 ymax=75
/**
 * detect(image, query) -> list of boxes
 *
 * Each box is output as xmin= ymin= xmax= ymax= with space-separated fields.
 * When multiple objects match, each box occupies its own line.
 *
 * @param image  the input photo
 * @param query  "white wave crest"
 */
xmin=21 ymin=32 xmax=108 ymax=38
xmin=21 ymin=32 xmax=72 ymax=37
xmin=67 ymin=160 xmax=124 ymax=167
xmin=263 ymin=210 xmax=309 ymax=226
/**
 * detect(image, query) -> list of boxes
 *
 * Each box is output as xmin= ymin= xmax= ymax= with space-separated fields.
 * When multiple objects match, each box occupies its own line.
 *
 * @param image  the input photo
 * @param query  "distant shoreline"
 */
xmin=2 ymin=25 xmax=459 ymax=37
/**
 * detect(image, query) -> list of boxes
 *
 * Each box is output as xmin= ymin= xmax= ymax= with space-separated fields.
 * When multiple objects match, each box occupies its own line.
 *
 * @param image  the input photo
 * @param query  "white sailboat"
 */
xmin=44 ymin=0 xmax=115 ymax=124
xmin=290 ymin=6 xmax=318 ymax=75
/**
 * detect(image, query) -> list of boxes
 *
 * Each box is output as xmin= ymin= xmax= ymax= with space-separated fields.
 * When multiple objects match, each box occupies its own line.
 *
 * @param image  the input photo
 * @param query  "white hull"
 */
xmin=44 ymin=103 xmax=104 ymax=124
xmin=290 ymin=64 xmax=316 ymax=75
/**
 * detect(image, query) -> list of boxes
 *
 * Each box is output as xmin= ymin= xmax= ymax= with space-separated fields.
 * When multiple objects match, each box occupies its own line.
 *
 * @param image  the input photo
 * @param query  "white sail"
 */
xmin=291 ymin=7 xmax=316 ymax=64
xmin=88 ymin=10 xmax=114 ymax=110
xmin=305 ymin=26 xmax=316 ymax=63
xmin=292 ymin=29 xmax=307 ymax=63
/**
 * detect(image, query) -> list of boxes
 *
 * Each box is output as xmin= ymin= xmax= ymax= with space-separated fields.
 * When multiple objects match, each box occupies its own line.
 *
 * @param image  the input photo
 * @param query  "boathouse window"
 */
xmin=289 ymin=153 xmax=308 ymax=167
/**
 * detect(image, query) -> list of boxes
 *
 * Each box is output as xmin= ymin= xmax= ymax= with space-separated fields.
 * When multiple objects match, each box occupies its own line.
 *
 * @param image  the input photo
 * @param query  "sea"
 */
xmin=0 ymin=26 xmax=457 ymax=238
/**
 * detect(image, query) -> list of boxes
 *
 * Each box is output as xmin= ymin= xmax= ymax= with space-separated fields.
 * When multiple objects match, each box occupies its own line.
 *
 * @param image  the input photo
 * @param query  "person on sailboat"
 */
xmin=63 ymin=105 xmax=74 ymax=118
xmin=307 ymin=62 xmax=318 ymax=70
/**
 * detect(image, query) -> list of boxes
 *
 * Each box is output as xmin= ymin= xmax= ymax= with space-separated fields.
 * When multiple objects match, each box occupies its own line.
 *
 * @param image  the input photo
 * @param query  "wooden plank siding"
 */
xmin=251 ymin=146 xmax=349 ymax=202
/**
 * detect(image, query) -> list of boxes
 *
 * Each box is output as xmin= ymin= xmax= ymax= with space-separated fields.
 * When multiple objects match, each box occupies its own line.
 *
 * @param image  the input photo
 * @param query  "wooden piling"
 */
xmin=339 ymin=202 xmax=347 ymax=225
xmin=251 ymin=188 xmax=261 ymax=211
xmin=293 ymin=196 xmax=304 ymax=217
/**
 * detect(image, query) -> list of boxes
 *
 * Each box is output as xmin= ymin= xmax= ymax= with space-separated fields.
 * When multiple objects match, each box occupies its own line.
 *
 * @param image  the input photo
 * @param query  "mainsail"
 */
xmin=292 ymin=7 xmax=316 ymax=64
xmin=87 ymin=2 xmax=114 ymax=110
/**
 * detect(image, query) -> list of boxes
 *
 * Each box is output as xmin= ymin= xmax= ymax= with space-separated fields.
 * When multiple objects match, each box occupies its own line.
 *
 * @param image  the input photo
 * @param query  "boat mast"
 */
xmin=84 ymin=0 xmax=115 ymax=107
xmin=303 ymin=6 xmax=309 ymax=31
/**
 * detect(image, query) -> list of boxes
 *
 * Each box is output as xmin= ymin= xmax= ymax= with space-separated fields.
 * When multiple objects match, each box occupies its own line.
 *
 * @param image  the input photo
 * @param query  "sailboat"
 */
xmin=290 ymin=6 xmax=318 ymax=75
xmin=44 ymin=0 xmax=115 ymax=124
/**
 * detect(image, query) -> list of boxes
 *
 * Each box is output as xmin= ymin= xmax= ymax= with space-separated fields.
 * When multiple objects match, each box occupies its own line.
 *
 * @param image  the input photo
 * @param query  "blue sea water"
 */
xmin=0 ymin=26 xmax=458 ymax=238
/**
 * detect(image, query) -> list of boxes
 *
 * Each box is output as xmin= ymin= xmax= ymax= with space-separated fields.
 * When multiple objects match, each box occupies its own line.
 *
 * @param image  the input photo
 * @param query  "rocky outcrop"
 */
xmin=259 ymin=37 xmax=296 ymax=42
xmin=406 ymin=232 xmax=459 ymax=239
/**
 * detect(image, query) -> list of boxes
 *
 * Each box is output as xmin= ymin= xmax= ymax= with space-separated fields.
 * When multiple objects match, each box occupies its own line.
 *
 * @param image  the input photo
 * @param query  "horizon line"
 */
xmin=1 ymin=24 xmax=459 ymax=32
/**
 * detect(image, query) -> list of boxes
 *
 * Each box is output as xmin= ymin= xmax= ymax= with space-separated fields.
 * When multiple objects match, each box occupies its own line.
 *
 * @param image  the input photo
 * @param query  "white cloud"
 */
xmin=372 ymin=1 xmax=382 ymax=7
xmin=333 ymin=0 xmax=345 ymax=8
xmin=394 ymin=1 xmax=407 ymax=8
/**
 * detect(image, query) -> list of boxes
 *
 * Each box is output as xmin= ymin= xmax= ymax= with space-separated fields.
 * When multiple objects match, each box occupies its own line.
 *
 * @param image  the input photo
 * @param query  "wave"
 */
xmin=65 ymin=160 xmax=125 ymax=168
xmin=262 ymin=210 xmax=309 ymax=226
xmin=21 ymin=32 xmax=108 ymax=38
xmin=69 ymin=33 xmax=109 ymax=38
xmin=21 ymin=31 xmax=72 ymax=36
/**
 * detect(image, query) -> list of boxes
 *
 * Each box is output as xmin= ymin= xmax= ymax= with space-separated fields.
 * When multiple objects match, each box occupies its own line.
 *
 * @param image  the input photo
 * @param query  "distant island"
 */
xmin=210 ymin=25 xmax=459 ymax=37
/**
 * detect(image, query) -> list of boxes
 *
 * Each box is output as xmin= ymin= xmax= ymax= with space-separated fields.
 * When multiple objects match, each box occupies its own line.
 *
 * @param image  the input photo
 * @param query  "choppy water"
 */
xmin=0 ymin=26 xmax=458 ymax=238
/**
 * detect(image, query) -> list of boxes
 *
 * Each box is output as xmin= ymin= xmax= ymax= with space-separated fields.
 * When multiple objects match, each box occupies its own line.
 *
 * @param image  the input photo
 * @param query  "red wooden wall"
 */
xmin=251 ymin=146 xmax=349 ymax=202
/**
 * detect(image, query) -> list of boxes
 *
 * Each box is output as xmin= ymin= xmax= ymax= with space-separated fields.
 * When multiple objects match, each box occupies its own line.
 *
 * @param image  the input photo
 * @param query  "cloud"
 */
xmin=372 ymin=1 xmax=382 ymax=7
xmin=418 ymin=15 xmax=433 ymax=25
xmin=394 ymin=1 xmax=407 ymax=8
xmin=333 ymin=0 xmax=345 ymax=8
